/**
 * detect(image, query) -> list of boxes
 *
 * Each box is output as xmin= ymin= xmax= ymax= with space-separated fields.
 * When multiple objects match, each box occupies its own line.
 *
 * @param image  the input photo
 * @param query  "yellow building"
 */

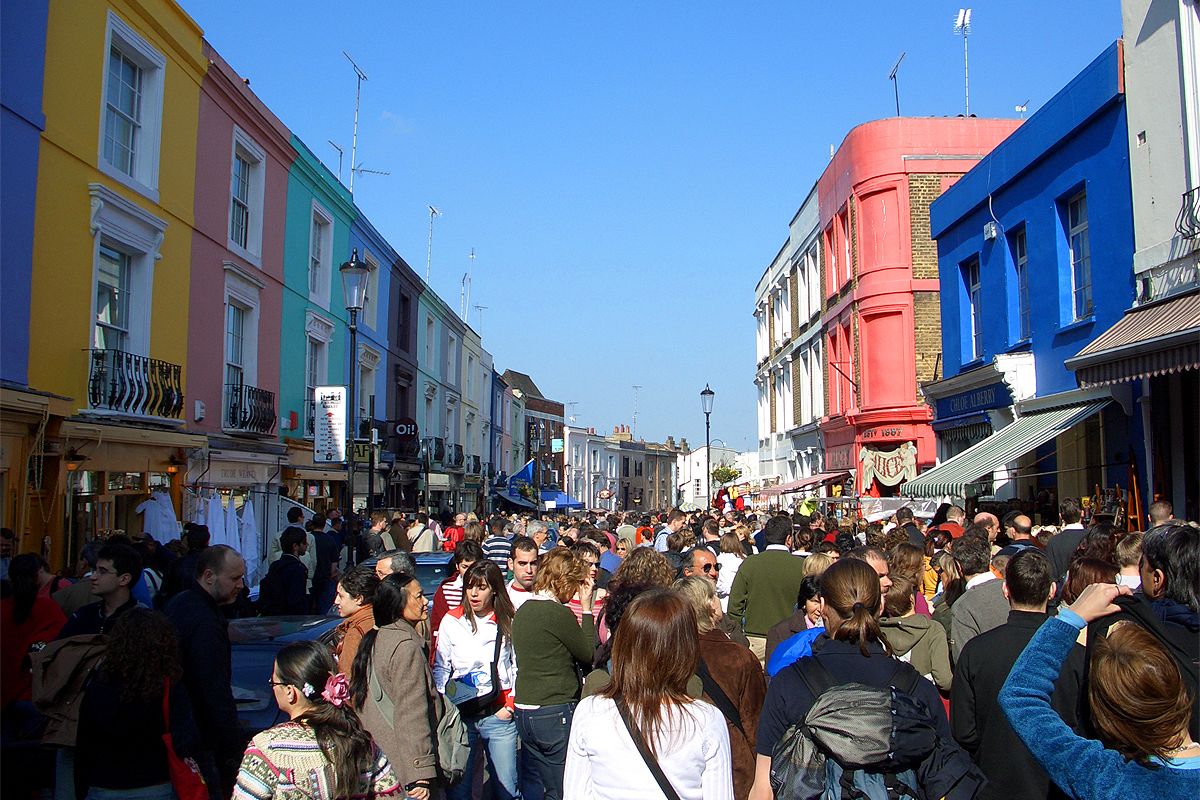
xmin=26 ymin=0 xmax=207 ymax=566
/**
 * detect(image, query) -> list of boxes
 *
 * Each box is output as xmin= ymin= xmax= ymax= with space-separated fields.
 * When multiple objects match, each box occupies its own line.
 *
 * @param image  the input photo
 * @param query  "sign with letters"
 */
xmin=313 ymin=386 xmax=347 ymax=464
xmin=859 ymin=443 xmax=918 ymax=487
xmin=935 ymin=381 xmax=1012 ymax=421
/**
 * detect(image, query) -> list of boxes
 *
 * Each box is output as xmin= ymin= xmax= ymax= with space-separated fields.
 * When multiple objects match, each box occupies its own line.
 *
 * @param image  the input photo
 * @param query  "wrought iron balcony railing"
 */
xmin=469 ymin=454 xmax=481 ymax=474
xmin=446 ymin=444 xmax=465 ymax=469
xmin=1177 ymin=187 xmax=1200 ymax=240
xmin=303 ymin=399 xmax=316 ymax=438
xmin=88 ymin=349 xmax=184 ymax=419
xmin=224 ymin=383 xmax=277 ymax=435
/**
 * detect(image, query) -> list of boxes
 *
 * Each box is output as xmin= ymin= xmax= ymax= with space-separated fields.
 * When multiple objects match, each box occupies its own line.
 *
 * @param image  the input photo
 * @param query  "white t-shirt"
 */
xmin=564 ymin=695 xmax=732 ymax=800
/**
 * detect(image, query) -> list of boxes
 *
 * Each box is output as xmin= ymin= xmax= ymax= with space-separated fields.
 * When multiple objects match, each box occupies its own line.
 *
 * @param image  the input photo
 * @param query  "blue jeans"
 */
xmin=515 ymin=703 xmax=575 ymax=800
xmin=448 ymin=712 xmax=522 ymax=800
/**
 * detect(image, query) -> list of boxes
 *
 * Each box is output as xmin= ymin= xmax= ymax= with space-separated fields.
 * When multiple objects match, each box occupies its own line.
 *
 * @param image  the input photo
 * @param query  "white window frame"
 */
xmin=1067 ymin=191 xmax=1092 ymax=321
xmin=228 ymin=126 xmax=266 ymax=264
xmin=807 ymin=243 xmax=820 ymax=321
xmin=94 ymin=244 xmax=132 ymax=352
xmin=446 ymin=334 xmax=457 ymax=385
xmin=361 ymin=249 xmax=380 ymax=331
xmin=303 ymin=311 xmax=334 ymax=437
xmin=965 ymin=258 xmax=983 ymax=359
xmin=223 ymin=262 xmax=263 ymax=390
xmin=98 ymin=12 xmax=165 ymax=202
xmin=308 ymin=201 xmax=334 ymax=309
xmin=358 ymin=343 xmax=382 ymax=423
xmin=87 ymin=183 xmax=165 ymax=358
xmin=425 ymin=315 xmax=435 ymax=365
xmin=1012 ymin=228 xmax=1030 ymax=341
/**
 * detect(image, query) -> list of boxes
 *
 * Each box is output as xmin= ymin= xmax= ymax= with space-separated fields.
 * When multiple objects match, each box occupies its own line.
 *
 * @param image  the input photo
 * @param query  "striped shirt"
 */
xmin=483 ymin=534 xmax=512 ymax=566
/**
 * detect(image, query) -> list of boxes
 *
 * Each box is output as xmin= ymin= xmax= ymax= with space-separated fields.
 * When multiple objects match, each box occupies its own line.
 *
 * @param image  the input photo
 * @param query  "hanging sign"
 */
xmin=313 ymin=386 xmax=348 ymax=464
xmin=859 ymin=442 xmax=918 ymax=487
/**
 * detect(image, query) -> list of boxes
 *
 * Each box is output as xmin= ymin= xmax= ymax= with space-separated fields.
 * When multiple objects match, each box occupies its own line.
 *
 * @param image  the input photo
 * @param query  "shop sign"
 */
xmin=351 ymin=443 xmax=378 ymax=463
xmin=551 ymin=438 xmax=564 ymax=454
xmin=212 ymin=462 xmax=272 ymax=486
xmin=393 ymin=418 xmax=419 ymax=441
xmin=313 ymin=386 xmax=347 ymax=464
xmin=859 ymin=443 xmax=918 ymax=487
xmin=597 ymin=489 xmax=614 ymax=500
xmin=935 ymin=381 xmax=1012 ymax=420
xmin=861 ymin=426 xmax=905 ymax=441
xmin=827 ymin=445 xmax=855 ymax=470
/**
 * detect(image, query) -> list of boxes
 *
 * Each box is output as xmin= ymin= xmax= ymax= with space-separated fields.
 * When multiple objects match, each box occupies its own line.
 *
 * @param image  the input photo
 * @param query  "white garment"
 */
xmin=432 ymin=610 xmax=515 ymax=699
xmin=135 ymin=491 xmax=180 ymax=541
xmin=240 ymin=499 xmax=261 ymax=588
xmin=564 ymin=695 xmax=732 ymax=800
xmin=715 ymin=553 xmax=745 ymax=605
xmin=207 ymin=496 xmax=227 ymax=547
xmin=507 ymin=581 xmax=535 ymax=610
xmin=225 ymin=500 xmax=240 ymax=556
xmin=965 ymin=572 xmax=998 ymax=591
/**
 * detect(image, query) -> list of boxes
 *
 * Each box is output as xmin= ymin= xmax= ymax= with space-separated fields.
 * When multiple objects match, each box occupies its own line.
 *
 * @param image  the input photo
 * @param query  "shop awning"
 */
xmin=284 ymin=466 xmax=347 ymax=482
xmin=1065 ymin=291 xmax=1200 ymax=387
xmin=493 ymin=490 xmax=536 ymax=509
xmin=760 ymin=472 xmax=849 ymax=497
xmin=901 ymin=399 xmax=1111 ymax=499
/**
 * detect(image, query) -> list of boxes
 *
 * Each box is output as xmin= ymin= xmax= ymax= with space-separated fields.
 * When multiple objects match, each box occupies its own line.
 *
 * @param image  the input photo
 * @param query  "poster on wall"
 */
xmin=313 ymin=386 xmax=348 ymax=464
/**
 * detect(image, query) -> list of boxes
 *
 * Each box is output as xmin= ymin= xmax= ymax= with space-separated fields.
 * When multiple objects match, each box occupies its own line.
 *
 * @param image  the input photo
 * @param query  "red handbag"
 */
xmin=161 ymin=678 xmax=209 ymax=800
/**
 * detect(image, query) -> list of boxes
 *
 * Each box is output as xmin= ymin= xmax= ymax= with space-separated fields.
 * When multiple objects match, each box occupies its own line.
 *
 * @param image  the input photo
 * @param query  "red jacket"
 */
xmin=441 ymin=526 xmax=465 ymax=552
xmin=1 ymin=596 xmax=66 ymax=708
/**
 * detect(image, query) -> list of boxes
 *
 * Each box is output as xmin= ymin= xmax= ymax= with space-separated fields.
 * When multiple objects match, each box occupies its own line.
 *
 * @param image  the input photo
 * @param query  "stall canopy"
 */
xmin=760 ymin=472 xmax=849 ymax=497
xmin=901 ymin=399 xmax=1111 ymax=499
xmin=541 ymin=490 xmax=583 ymax=509
xmin=492 ymin=489 xmax=536 ymax=509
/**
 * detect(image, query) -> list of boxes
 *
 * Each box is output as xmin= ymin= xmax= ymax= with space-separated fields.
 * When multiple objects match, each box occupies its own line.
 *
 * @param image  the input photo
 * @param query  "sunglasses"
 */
xmin=701 ymin=563 xmax=722 ymax=573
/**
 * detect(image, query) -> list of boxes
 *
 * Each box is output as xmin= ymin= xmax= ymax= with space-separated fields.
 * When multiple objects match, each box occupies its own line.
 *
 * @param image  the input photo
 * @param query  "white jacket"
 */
xmin=432 ymin=607 xmax=515 ymax=702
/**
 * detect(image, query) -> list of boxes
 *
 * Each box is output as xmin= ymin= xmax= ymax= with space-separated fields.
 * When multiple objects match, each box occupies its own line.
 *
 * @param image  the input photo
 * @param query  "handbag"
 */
xmin=161 ymin=678 xmax=209 ymax=800
xmin=615 ymin=698 xmax=682 ymax=800
xmin=444 ymin=627 xmax=504 ymax=719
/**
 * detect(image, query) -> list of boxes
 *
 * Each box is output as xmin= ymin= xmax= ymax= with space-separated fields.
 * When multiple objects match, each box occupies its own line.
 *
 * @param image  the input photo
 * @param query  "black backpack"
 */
xmin=770 ymin=657 xmax=985 ymax=800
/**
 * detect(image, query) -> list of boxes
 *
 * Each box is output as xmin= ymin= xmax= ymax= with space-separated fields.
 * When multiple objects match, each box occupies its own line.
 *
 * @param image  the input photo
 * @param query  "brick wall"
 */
xmin=769 ymin=374 xmax=777 ymax=433
xmin=909 ymin=173 xmax=958 ymax=396
xmin=792 ymin=359 xmax=803 ymax=424
xmin=789 ymin=269 xmax=800 ymax=334
xmin=914 ymin=292 xmax=943 ymax=390
xmin=820 ymin=240 xmax=831 ymax=415
xmin=768 ymin=303 xmax=776 ymax=353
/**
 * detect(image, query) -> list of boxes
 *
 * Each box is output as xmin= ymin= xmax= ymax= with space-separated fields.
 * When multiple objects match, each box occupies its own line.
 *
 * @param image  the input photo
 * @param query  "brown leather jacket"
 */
xmin=699 ymin=628 xmax=767 ymax=800
xmin=31 ymin=634 xmax=108 ymax=747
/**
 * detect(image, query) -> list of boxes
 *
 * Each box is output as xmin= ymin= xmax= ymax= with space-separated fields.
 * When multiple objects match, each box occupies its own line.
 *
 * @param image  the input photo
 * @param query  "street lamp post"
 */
xmin=700 ymin=384 xmax=715 ymax=511
xmin=340 ymin=249 xmax=370 ymax=522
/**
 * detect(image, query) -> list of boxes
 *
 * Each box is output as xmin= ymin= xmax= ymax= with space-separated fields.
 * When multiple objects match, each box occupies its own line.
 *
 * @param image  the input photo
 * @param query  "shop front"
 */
xmin=824 ymin=413 xmax=934 ymax=497
xmin=283 ymin=440 xmax=346 ymax=516
xmin=922 ymin=353 xmax=1036 ymax=466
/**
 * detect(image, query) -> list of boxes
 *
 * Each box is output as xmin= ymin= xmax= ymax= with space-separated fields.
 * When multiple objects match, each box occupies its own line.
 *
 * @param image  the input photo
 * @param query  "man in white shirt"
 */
xmin=507 ymin=536 xmax=539 ymax=610
xmin=653 ymin=509 xmax=687 ymax=552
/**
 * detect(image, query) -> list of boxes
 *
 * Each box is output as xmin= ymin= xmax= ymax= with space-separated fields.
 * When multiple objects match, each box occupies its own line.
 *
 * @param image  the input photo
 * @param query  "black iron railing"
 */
xmin=303 ymin=399 xmax=316 ymax=437
xmin=433 ymin=437 xmax=446 ymax=462
xmin=1177 ymin=187 xmax=1200 ymax=239
xmin=469 ymin=454 xmax=481 ymax=474
xmin=88 ymin=349 xmax=183 ymax=419
xmin=224 ymin=383 xmax=277 ymax=435
xmin=446 ymin=444 xmax=464 ymax=469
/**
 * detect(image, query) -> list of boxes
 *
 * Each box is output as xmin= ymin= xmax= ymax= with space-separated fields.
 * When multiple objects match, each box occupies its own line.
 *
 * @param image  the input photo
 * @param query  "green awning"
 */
xmin=901 ymin=399 xmax=1110 ymax=499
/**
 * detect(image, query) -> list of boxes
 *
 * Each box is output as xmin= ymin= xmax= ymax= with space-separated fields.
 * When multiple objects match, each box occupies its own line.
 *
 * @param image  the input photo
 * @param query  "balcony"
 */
xmin=433 ymin=437 xmax=446 ymax=463
xmin=391 ymin=433 xmax=421 ymax=461
xmin=469 ymin=454 xmax=481 ymax=474
xmin=1176 ymin=187 xmax=1200 ymax=240
xmin=446 ymin=444 xmax=465 ymax=470
xmin=224 ymin=383 xmax=277 ymax=436
xmin=88 ymin=349 xmax=183 ymax=420
xmin=303 ymin=399 xmax=316 ymax=437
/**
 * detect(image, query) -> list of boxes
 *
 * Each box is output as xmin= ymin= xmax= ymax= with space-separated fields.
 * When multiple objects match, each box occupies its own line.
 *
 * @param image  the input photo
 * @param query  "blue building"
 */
xmin=1 ymin=0 xmax=49 ymax=387
xmin=905 ymin=42 xmax=1138 ymax=513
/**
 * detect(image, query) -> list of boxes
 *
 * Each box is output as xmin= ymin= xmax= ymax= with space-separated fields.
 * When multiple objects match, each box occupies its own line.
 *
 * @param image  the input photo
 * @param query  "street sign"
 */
xmin=597 ymin=489 xmax=613 ymax=500
xmin=351 ymin=442 xmax=378 ymax=463
xmin=551 ymin=438 xmax=564 ymax=453
xmin=313 ymin=386 xmax=347 ymax=463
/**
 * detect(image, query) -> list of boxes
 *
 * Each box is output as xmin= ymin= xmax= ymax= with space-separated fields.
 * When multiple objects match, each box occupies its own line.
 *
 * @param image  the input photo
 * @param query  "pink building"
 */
xmin=817 ymin=117 xmax=1021 ymax=496
xmin=185 ymin=43 xmax=295 ymax=492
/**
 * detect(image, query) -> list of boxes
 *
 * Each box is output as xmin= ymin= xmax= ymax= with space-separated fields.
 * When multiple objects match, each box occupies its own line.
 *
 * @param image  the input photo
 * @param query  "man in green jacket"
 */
xmin=727 ymin=514 xmax=806 ymax=665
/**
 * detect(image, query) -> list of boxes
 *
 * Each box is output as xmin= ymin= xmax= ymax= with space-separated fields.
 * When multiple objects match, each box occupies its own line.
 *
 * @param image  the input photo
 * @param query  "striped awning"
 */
xmin=900 ymin=399 xmax=1110 ymax=499
xmin=1066 ymin=292 xmax=1200 ymax=387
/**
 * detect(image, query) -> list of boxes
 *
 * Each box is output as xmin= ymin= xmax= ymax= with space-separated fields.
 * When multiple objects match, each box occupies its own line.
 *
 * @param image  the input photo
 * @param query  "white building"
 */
xmin=677 ymin=444 xmax=739 ymax=509
xmin=754 ymin=185 xmax=825 ymax=489
xmin=564 ymin=425 xmax=620 ymax=511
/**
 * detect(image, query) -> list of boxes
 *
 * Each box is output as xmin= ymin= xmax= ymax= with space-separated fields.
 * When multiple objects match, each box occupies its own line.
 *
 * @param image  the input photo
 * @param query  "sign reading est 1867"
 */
xmin=313 ymin=386 xmax=347 ymax=464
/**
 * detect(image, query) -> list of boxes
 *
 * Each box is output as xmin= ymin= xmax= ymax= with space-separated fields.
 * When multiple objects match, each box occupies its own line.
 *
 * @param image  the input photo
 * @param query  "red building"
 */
xmin=817 ymin=118 xmax=1021 ymax=496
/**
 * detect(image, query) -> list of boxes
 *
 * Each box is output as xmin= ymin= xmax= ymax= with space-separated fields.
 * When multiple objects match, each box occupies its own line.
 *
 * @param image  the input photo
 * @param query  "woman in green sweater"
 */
xmin=511 ymin=548 xmax=594 ymax=800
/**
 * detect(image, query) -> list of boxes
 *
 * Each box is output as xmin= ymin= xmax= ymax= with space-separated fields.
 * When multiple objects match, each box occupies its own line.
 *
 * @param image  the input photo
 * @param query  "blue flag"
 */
xmin=508 ymin=458 xmax=534 ymax=491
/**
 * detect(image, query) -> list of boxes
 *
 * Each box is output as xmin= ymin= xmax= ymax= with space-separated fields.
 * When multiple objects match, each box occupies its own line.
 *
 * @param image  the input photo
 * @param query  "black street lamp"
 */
xmin=700 ymin=384 xmax=715 ymax=511
xmin=340 ymin=249 xmax=370 ymax=521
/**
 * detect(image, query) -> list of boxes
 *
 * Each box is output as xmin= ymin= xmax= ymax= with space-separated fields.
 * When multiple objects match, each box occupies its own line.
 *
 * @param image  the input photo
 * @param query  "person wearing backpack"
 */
xmin=749 ymin=558 xmax=952 ymax=800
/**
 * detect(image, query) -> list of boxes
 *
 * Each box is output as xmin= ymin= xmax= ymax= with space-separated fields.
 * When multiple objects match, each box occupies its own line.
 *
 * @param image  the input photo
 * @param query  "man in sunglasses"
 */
xmin=683 ymin=546 xmax=750 ymax=647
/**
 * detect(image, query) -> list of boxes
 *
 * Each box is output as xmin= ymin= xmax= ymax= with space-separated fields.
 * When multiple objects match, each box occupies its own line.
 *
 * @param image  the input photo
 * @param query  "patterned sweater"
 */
xmin=233 ymin=721 xmax=403 ymax=800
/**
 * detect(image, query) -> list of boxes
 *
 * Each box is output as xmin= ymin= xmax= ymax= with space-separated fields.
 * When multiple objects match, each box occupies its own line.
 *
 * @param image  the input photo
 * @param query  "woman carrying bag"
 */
xmin=565 ymin=589 xmax=733 ymax=800
xmin=433 ymin=560 xmax=520 ymax=800
xmin=351 ymin=573 xmax=440 ymax=800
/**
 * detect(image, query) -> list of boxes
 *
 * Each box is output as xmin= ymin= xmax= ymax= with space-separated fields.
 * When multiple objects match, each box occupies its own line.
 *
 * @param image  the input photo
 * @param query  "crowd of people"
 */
xmin=1 ymin=496 xmax=1197 ymax=799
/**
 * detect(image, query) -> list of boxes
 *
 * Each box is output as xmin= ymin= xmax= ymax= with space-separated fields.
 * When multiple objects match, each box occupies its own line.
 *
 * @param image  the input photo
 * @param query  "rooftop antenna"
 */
xmin=631 ymin=385 xmax=642 ymax=438
xmin=425 ymin=206 xmax=441 ymax=281
xmin=566 ymin=401 xmax=579 ymax=424
xmin=344 ymin=51 xmax=368 ymax=194
xmin=888 ymin=51 xmax=906 ymax=117
xmin=327 ymin=140 xmax=343 ymax=181
xmin=460 ymin=248 xmax=475 ymax=320
xmin=1015 ymin=99 xmax=1030 ymax=119
xmin=953 ymin=9 xmax=972 ymax=116
xmin=473 ymin=304 xmax=488 ymax=337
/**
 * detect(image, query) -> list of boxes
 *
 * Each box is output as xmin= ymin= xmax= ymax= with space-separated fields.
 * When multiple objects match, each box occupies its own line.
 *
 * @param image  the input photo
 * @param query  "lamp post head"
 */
xmin=340 ymin=248 xmax=370 ymax=315
xmin=700 ymin=384 xmax=715 ymax=415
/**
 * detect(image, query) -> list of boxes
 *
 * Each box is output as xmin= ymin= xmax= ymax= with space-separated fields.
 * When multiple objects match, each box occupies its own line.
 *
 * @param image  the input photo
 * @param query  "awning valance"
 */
xmin=901 ymin=399 xmax=1110 ymax=499
xmin=1065 ymin=292 xmax=1200 ymax=387
xmin=761 ymin=472 xmax=848 ymax=497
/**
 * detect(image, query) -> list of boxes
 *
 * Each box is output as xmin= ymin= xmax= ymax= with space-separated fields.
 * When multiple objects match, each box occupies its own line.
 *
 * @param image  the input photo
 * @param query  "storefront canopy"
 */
xmin=492 ymin=489 xmax=536 ymax=509
xmin=901 ymin=399 xmax=1111 ymax=499
xmin=1065 ymin=291 xmax=1200 ymax=387
xmin=761 ymin=472 xmax=849 ymax=497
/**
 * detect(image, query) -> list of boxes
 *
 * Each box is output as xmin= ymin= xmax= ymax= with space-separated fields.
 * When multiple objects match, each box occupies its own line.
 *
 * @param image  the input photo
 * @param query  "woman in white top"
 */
xmin=715 ymin=533 xmax=746 ymax=612
xmin=565 ymin=589 xmax=733 ymax=800
xmin=432 ymin=560 xmax=519 ymax=800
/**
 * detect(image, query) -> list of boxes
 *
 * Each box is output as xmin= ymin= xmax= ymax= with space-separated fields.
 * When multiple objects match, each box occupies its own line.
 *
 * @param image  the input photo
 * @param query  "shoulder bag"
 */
xmin=445 ymin=626 xmax=504 ymax=719
xmin=615 ymin=698 xmax=682 ymax=800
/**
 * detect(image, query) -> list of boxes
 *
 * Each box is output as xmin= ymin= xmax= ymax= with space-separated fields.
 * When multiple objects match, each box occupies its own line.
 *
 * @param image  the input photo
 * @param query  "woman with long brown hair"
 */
xmin=565 ymin=588 xmax=733 ymax=799
xmin=748 ymin=558 xmax=949 ymax=800
xmin=433 ymin=560 xmax=519 ymax=800
xmin=75 ymin=608 xmax=200 ymax=800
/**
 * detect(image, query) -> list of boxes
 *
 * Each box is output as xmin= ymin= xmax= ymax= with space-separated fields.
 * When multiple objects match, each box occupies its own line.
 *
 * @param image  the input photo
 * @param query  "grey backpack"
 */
xmin=368 ymin=664 xmax=470 ymax=784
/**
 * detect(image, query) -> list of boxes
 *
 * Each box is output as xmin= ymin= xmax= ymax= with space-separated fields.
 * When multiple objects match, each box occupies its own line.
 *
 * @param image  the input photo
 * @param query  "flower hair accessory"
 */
xmin=301 ymin=682 xmax=316 ymax=698
xmin=322 ymin=673 xmax=351 ymax=707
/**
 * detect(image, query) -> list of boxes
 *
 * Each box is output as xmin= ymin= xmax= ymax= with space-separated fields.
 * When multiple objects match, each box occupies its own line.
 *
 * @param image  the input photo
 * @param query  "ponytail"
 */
xmin=833 ymin=601 xmax=890 ymax=657
xmin=819 ymin=559 xmax=890 ymax=657
xmin=349 ymin=627 xmax=379 ymax=710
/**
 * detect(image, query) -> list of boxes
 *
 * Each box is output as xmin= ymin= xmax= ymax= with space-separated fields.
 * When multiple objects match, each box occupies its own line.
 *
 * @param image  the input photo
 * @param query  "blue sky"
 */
xmin=181 ymin=1 xmax=1120 ymax=453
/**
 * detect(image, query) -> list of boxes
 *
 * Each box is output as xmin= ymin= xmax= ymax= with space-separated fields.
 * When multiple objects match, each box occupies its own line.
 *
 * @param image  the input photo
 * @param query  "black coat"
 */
xmin=951 ymin=610 xmax=1084 ymax=800
xmin=258 ymin=555 xmax=309 ymax=615
xmin=163 ymin=587 xmax=243 ymax=774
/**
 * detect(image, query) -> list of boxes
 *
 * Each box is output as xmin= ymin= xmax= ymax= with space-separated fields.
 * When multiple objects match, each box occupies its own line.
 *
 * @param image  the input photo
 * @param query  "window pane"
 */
xmin=95 ymin=246 xmax=130 ymax=351
xmin=226 ymin=304 xmax=244 ymax=369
